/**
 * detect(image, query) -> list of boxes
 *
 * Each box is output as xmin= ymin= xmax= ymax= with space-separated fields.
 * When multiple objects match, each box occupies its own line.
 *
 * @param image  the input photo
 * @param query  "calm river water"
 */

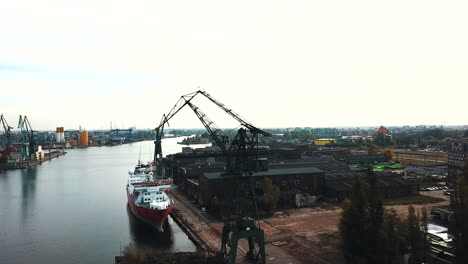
xmin=0 ymin=137 xmax=202 ymax=264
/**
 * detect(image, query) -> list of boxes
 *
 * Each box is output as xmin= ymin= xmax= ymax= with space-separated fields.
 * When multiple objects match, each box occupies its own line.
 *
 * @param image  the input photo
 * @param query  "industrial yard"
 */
xmin=168 ymin=183 xmax=451 ymax=264
xmin=2 ymin=107 xmax=467 ymax=264
xmin=4 ymin=0 xmax=468 ymax=263
xmin=3 ymin=97 xmax=468 ymax=264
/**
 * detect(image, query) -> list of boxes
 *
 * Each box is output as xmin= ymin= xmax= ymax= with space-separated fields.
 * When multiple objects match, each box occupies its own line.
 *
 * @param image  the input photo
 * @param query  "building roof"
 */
xmin=203 ymin=167 xmax=324 ymax=180
xmin=269 ymin=160 xmax=350 ymax=171
xmin=377 ymin=126 xmax=389 ymax=135
xmin=325 ymin=170 xmax=412 ymax=193
xmin=427 ymin=224 xmax=452 ymax=242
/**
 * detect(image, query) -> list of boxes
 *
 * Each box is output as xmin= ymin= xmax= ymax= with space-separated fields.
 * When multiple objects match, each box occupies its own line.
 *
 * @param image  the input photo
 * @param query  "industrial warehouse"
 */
xmin=162 ymin=146 xmax=419 ymax=216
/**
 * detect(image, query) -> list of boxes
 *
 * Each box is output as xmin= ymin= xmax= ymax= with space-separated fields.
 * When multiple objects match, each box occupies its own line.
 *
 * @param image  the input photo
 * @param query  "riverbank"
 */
xmin=5 ymin=151 xmax=66 ymax=170
xmin=169 ymin=187 xmax=222 ymax=252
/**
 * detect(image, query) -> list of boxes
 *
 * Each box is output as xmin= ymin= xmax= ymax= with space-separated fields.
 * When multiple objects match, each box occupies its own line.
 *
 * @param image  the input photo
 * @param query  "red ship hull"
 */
xmin=126 ymin=188 xmax=174 ymax=232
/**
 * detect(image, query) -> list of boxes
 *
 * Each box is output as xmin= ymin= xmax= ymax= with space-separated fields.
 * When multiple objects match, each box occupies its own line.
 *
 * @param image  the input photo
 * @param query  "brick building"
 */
xmin=198 ymin=167 xmax=325 ymax=211
xmin=324 ymin=171 xmax=419 ymax=202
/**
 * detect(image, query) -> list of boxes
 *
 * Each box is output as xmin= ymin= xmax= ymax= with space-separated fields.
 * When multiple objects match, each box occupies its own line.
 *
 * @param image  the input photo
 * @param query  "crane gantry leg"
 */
xmin=221 ymin=217 xmax=266 ymax=264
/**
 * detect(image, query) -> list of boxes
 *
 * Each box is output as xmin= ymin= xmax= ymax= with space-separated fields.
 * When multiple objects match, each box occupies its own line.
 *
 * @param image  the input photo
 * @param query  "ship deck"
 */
xmin=137 ymin=202 xmax=151 ymax=208
xmin=136 ymin=201 xmax=174 ymax=209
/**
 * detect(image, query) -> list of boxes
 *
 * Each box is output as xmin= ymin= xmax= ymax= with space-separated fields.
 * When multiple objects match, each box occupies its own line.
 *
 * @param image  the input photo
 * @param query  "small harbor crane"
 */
xmin=18 ymin=115 xmax=35 ymax=164
xmin=154 ymin=90 xmax=271 ymax=264
xmin=0 ymin=114 xmax=14 ymax=159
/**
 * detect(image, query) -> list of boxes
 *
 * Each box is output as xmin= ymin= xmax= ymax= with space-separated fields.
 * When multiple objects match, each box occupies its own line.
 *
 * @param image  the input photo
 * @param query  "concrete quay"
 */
xmin=6 ymin=151 xmax=66 ymax=170
xmin=169 ymin=185 xmax=303 ymax=264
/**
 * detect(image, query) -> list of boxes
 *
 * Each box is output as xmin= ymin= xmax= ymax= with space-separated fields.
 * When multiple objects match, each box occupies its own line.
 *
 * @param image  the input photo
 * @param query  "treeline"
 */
xmin=341 ymin=162 xmax=468 ymax=263
xmin=340 ymin=167 xmax=429 ymax=263
xmin=282 ymin=128 xmax=340 ymax=141
xmin=451 ymin=161 xmax=468 ymax=264
xmin=391 ymin=128 xmax=462 ymax=148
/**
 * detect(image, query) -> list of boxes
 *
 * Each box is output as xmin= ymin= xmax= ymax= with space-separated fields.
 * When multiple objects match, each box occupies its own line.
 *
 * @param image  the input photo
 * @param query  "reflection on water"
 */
xmin=21 ymin=168 xmax=37 ymax=227
xmin=0 ymin=139 xmax=197 ymax=264
xmin=126 ymin=204 xmax=173 ymax=251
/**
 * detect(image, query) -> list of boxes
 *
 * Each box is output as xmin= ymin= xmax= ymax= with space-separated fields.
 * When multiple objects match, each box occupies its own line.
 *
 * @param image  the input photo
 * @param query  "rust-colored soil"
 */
xmin=172 ymin=187 xmax=449 ymax=264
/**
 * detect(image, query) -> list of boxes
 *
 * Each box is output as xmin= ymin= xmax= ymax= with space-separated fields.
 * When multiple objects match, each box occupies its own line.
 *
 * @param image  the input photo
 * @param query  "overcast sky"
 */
xmin=1 ymin=0 xmax=467 ymax=130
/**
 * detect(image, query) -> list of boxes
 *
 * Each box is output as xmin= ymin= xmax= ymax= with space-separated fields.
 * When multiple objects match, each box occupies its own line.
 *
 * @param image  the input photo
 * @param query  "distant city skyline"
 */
xmin=1 ymin=1 xmax=467 ymax=130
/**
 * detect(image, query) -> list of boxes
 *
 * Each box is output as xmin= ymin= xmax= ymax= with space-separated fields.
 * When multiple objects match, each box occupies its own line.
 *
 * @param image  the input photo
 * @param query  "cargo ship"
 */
xmin=126 ymin=162 xmax=174 ymax=231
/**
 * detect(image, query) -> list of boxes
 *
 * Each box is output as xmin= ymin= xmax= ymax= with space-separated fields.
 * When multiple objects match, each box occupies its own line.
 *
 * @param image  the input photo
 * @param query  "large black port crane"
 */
xmin=18 ymin=115 xmax=35 ymax=164
xmin=154 ymin=90 xmax=271 ymax=264
xmin=0 ymin=114 xmax=14 ymax=158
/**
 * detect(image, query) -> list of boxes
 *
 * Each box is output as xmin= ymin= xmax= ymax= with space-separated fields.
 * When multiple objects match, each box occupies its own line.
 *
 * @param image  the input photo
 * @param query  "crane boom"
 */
xmin=0 ymin=114 xmax=13 ymax=147
xmin=0 ymin=114 xmax=15 ymax=159
xmin=198 ymin=90 xmax=272 ymax=137
xmin=18 ymin=115 xmax=35 ymax=163
xmin=153 ymin=90 xmax=271 ymax=163
xmin=155 ymin=90 xmax=271 ymax=136
xmin=154 ymin=91 xmax=199 ymax=132
xmin=185 ymin=101 xmax=229 ymax=154
xmin=153 ymin=91 xmax=200 ymax=163
xmin=153 ymin=90 xmax=269 ymax=264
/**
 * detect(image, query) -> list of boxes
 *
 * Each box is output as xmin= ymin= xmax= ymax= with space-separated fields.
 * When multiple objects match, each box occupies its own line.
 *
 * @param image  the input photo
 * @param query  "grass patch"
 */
xmin=383 ymin=194 xmax=445 ymax=206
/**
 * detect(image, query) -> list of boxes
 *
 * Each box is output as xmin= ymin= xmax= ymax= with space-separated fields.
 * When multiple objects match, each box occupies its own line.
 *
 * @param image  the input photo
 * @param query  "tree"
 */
xmin=451 ymin=160 xmax=468 ymax=263
xmin=382 ymin=209 xmax=406 ymax=264
xmin=367 ymin=143 xmax=377 ymax=155
xmin=365 ymin=166 xmax=385 ymax=263
xmin=406 ymin=205 xmax=424 ymax=264
xmin=262 ymin=178 xmax=280 ymax=211
xmin=383 ymin=148 xmax=394 ymax=161
xmin=421 ymin=128 xmax=446 ymax=140
xmin=420 ymin=207 xmax=429 ymax=263
xmin=375 ymin=133 xmax=386 ymax=147
xmin=366 ymin=167 xmax=383 ymax=222
xmin=339 ymin=174 xmax=369 ymax=263
xmin=339 ymin=170 xmax=423 ymax=264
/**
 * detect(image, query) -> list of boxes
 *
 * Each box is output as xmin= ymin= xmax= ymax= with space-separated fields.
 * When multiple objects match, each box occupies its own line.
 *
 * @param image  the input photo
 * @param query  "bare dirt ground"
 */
xmin=389 ymin=190 xmax=449 ymax=216
xmin=171 ymin=187 xmax=449 ymax=264
xmin=261 ymin=207 xmax=345 ymax=264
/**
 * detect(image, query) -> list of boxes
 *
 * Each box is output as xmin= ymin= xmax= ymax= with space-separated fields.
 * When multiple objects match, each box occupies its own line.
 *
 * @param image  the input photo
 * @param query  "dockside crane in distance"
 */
xmin=0 ymin=114 xmax=14 ymax=158
xmin=18 ymin=115 xmax=35 ymax=164
xmin=154 ymin=90 xmax=271 ymax=264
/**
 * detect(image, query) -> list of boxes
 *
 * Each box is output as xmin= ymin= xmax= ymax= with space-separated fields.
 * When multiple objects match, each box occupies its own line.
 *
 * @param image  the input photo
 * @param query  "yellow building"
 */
xmin=314 ymin=138 xmax=337 ymax=146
